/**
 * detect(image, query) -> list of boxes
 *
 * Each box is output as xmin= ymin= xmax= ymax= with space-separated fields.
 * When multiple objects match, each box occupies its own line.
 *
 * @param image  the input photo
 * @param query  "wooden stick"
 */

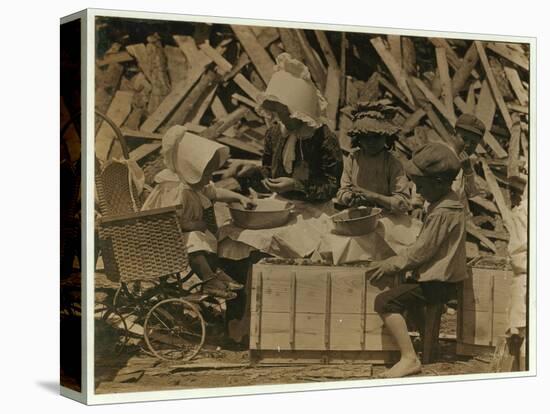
xmin=295 ymin=29 xmax=327 ymax=91
xmin=97 ymin=51 xmax=133 ymax=67
xmin=164 ymin=70 xmax=220 ymax=129
xmin=412 ymin=76 xmax=455 ymax=126
xmin=503 ymin=67 xmax=528 ymax=106
xmin=126 ymin=44 xmax=151 ymax=80
xmin=370 ymin=37 xmax=414 ymax=104
xmin=324 ymin=65 xmax=341 ymax=130
xmin=199 ymin=42 xmax=262 ymax=101
xmin=486 ymin=42 xmax=529 ymax=71
xmin=481 ymin=159 xmax=512 ymax=227
xmin=401 ymin=37 xmax=417 ymax=76
xmin=475 ymin=41 xmax=514 ymax=133
xmin=436 ymin=47 xmax=456 ymax=124
xmin=451 ymin=42 xmax=479 ymax=96
xmin=278 ymin=28 xmax=306 ymax=63
xmin=231 ymin=25 xmax=275 ymax=84
xmin=378 ymin=74 xmax=416 ymax=112
xmin=429 ymin=38 xmax=480 ymax=79
xmin=314 ymin=30 xmax=339 ymax=68
xmin=475 ymin=80 xmax=508 ymax=159
xmin=387 ymin=35 xmax=402 ymax=68
xmin=95 ymin=91 xmax=134 ymax=161
xmin=508 ymin=114 xmax=522 ymax=180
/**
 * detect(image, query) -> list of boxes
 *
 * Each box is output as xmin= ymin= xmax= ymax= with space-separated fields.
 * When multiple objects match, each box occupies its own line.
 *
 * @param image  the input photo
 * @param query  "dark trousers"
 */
xmin=374 ymin=280 xmax=457 ymax=315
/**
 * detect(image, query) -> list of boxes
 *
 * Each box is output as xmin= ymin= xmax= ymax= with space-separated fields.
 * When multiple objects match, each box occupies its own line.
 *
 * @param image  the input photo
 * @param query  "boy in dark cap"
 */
xmin=453 ymin=113 xmax=486 ymax=210
xmin=366 ymin=142 xmax=467 ymax=378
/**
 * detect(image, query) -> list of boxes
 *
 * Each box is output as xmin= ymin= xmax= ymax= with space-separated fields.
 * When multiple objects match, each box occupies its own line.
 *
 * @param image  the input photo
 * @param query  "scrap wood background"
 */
xmin=93 ymin=16 xmax=529 ymax=265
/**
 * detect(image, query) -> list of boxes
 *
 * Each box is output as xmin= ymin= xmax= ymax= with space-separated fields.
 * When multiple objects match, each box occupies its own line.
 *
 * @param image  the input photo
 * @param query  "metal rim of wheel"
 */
xmin=112 ymin=282 xmax=149 ymax=333
xmin=143 ymin=298 xmax=206 ymax=361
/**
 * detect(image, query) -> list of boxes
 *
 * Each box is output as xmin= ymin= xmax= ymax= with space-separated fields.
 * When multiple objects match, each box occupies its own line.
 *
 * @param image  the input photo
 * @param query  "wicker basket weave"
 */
xmin=96 ymin=160 xmax=142 ymax=216
xmin=99 ymin=207 xmax=188 ymax=282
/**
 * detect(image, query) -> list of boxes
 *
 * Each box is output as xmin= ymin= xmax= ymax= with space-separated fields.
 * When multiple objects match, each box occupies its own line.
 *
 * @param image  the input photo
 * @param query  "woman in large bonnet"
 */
xmin=226 ymin=53 xmax=343 ymax=204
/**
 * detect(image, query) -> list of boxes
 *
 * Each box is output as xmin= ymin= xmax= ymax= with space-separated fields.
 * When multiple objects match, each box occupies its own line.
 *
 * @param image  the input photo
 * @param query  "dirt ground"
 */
xmin=94 ymin=312 xmax=495 ymax=395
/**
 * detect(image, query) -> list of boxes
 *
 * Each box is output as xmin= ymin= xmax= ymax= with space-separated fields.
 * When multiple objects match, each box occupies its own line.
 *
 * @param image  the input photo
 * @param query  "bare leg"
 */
xmin=380 ymin=313 xmax=422 ymax=378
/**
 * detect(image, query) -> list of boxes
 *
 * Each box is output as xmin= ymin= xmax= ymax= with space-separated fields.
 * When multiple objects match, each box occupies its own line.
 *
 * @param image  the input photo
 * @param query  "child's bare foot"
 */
xmin=215 ymin=269 xmax=244 ymax=291
xmin=380 ymin=357 xmax=421 ymax=378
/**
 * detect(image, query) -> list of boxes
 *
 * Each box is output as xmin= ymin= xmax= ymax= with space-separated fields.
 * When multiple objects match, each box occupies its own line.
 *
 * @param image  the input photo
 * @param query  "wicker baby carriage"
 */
xmin=95 ymin=117 xmax=214 ymax=362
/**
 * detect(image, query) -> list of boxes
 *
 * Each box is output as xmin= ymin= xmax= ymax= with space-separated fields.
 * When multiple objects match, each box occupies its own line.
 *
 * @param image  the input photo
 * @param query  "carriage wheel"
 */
xmin=112 ymin=282 xmax=151 ymax=336
xmin=143 ymin=298 xmax=206 ymax=361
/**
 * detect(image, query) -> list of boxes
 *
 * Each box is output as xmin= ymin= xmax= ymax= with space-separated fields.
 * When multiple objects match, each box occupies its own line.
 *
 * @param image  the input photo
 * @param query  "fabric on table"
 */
xmin=377 ymin=214 xmax=422 ymax=255
xmin=217 ymin=197 xmax=335 ymax=260
xmin=318 ymin=226 xmax=396 ymax=265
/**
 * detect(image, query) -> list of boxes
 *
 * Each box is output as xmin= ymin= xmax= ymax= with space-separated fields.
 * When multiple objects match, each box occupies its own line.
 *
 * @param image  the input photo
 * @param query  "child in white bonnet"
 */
xmin=142 ymin=126 xmax=255 ymax=299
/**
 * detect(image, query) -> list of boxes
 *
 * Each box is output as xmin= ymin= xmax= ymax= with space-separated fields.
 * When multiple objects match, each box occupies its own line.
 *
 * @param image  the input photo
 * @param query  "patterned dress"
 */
xmin=241 ymin=124 xmax=343 ymax=202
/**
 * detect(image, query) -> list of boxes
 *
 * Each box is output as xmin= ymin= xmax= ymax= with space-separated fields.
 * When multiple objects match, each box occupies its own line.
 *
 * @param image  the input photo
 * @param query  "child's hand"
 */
xmin=262 ymin=177 xmax=296 ymax=193
xmin=458 ymin=151 xmax=474 ymax=174
xmin=239 ymin=196 xmax=257 ymax=210
xmin=366 ymin=260 xmax=394 ymax=281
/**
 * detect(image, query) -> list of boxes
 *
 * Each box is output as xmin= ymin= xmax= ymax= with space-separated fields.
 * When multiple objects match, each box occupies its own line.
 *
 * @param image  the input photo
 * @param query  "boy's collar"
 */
xmin=427 ymin=191 xmax=463 ymax=212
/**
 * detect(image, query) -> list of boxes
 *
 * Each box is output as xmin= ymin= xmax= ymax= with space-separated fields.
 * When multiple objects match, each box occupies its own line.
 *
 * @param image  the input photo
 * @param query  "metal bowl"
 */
xmin=331 ymin=206 xmax=382 ymax=236
xmin=228 ymin=198 xmax=294 ymax=229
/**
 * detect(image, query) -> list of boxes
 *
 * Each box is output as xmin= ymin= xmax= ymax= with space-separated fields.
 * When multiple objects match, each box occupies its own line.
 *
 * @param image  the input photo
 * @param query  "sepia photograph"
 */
xmin=60 ymin=8 xmax=532 ymax=402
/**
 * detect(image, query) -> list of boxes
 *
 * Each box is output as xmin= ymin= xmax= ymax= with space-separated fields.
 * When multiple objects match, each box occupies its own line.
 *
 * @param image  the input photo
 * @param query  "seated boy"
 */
xmin=366 ymin=142 xmax=467 ymax=378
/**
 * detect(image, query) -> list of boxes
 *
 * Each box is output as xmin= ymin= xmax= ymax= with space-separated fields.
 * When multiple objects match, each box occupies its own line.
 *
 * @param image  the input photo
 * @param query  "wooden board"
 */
xmin=199 ymin=43 xmax=262 ymax=101
xmin=429 ymin=38 xmax=479 ymax=79
xmin=126 ymin=44 xmax=150 ymax=80
xmin=486 ymin=42 xmax=529 ymax=71
xmin=475 ymin=41 xmax=514 ymax=133
xmin=314 ymin=30 xmax=338 ymax=68
xmin=95 ymin=90 xmax=134 ymax=160
xmin=164 ymin=45 xmax=188 ymax=86
xmin=294 ymin=29 xmax=327 ymax=91
xmin=436 ymin=47 xmax=455 ymax=124
xmin=190 ymin=85 xmax=218 ymax=125
xmin=508 ymin=114 xmax=522 ymax=180
xmin=457 ymin=267 xmax=513 ymax=351
xmin=370 ymin=37 xmax=414 ymax=104
xmin=387 ymin=35 xmax=402 ymax=68
xmin=481 ymin=159 xmax=512 ymax=227
xmin=324 ymin=65 xmax=341 ymax=130
xmin=411 ymin=76 xmax=455 ymax=126
xmin=475 ymin=80 xmax=508 ymax=159
xmin=504 ymin=67 xmax=529 ymax=105
xmin=401 ymin=37 xmax=417 ymax=76
xmin=231 ymin=25 xmax=275 ymax=84
xmin=250 ymin=350 xmax=397 ymax=365
xmin=95 ymin=63 xmax=124 ymax=116
xmin=163 ymin=70 xmax=220 ymax=129
xmin=451 ymin=42 xmax=479 ymax=96
xmin=250 ymin=264 xmax=399 ymax=355
xmin=278 ymin=28 xmax=306 ymax=63
xmin=173 ymin=35 xmax=211 ymax=69
xmin=97 ymin=51 xmax=133 ymax=67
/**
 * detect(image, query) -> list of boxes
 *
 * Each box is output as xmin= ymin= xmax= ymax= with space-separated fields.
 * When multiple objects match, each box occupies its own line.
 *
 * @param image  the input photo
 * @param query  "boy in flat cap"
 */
xmin=453 ymin=113 xmax=486 ymax=211
xmin=366 ymin=142 xmax=467 ymax=378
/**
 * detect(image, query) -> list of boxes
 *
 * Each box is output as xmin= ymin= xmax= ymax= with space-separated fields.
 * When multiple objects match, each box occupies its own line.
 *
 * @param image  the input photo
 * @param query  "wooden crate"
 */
xmin=249 ymin=262 xmax=399 ymax=365
xmin=457 ymin=264 xmax=513 ymax=356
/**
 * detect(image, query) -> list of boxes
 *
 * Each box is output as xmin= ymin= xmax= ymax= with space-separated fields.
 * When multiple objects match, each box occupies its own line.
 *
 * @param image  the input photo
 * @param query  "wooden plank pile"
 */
xmin=95 ymin=22 xmax=529 ymax=259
